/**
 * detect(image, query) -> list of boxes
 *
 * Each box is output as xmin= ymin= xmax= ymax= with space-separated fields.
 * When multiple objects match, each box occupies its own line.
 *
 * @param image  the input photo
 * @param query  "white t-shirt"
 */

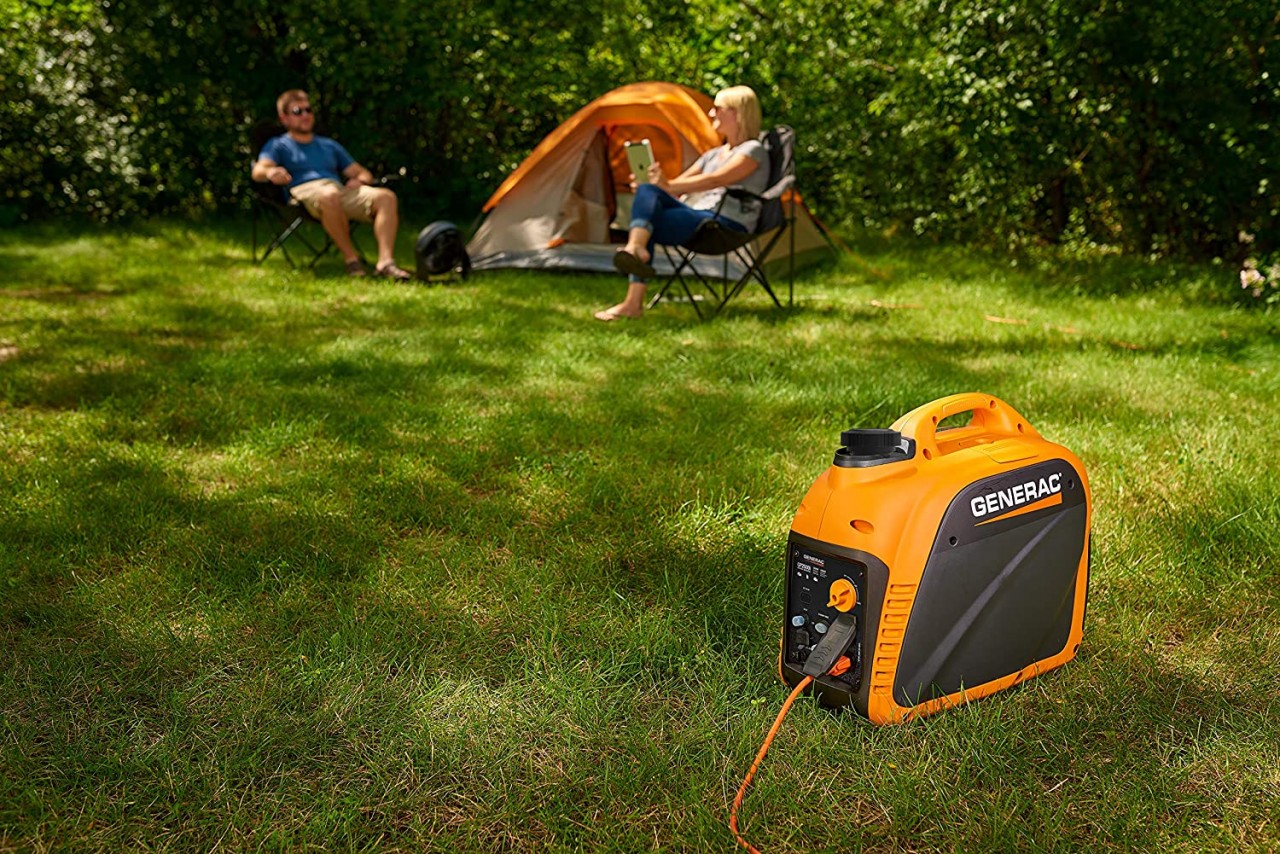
xmin=687 ymin=139 xmax=771 ymax=231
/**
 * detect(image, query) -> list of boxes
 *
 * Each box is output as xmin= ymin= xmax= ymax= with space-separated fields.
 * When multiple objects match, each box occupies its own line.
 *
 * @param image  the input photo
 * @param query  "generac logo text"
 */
xmin=971 ymin=473 xmax=1062 ymax=519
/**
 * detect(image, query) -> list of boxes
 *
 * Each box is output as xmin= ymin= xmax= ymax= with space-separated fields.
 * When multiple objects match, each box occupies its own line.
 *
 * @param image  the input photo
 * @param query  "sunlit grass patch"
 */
xmin=1 ymin=220 xmax=1278 ymax=850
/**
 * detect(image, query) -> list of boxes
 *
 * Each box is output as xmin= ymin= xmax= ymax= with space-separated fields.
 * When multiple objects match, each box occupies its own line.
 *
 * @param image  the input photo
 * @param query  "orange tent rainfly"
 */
xmin=466 ymin=81 xmax=834 ymax=279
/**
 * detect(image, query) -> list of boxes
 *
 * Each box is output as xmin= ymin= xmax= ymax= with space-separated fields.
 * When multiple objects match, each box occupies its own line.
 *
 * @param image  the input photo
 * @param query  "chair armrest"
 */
xmin=759 ymin=175 xmax=796 ymax=201
xmin=725 ymin=174 xmax=795 ymax=204
xmin=250 ymin=178 xmax=293 ymax=208
xmin=375 ymin=167 xmax=408 ymax=187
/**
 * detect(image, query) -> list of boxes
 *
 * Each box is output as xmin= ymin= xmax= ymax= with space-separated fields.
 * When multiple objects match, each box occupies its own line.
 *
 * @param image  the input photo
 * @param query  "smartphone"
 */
xmin=624 ymin=139 xmax=655 ymax=184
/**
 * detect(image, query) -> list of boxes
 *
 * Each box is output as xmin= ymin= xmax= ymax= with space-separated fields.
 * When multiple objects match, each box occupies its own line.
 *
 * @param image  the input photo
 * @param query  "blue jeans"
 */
xmin=626 ymin=184 xmax=746 ymax=282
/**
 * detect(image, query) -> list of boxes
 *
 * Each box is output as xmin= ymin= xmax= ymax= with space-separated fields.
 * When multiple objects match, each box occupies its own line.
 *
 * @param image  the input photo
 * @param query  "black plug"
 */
xmin=801 ymin=613 xmax=858 ymax=679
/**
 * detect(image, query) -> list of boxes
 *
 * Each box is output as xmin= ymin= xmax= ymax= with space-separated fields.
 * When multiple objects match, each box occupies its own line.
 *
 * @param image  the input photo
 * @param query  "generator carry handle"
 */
xmin=891 ymin=393 xmax=1041 ymax=461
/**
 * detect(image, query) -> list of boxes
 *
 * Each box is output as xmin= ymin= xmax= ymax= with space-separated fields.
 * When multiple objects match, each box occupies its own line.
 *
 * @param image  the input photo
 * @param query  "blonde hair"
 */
xmin=714 ymin=86 xmax=762 ymax=141
xmin=276 ymin=89 xmax=309 ymax=116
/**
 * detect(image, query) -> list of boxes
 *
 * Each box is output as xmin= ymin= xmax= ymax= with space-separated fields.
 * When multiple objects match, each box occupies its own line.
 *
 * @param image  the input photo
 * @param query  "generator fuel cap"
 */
xmin=834 ymin=428 xmax=912 ymax=467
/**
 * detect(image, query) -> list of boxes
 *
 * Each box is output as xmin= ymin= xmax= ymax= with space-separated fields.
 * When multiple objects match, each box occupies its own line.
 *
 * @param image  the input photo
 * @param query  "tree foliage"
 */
xmin=5 ymin=0 xmax=1278 ymax=258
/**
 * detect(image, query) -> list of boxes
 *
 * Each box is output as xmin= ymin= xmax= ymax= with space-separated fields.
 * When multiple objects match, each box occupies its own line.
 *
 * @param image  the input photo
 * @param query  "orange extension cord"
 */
xmin=729 ymin=656 xmax=851 ymax=854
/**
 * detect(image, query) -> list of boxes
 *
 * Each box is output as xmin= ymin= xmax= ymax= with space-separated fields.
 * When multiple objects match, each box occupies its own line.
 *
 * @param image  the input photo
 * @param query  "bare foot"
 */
xmin=594 ymin=303 xmax=644 ymax=321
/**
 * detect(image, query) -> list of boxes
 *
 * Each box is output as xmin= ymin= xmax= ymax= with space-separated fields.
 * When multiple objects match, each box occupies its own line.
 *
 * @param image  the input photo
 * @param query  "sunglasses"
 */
xmin=288 ymin=106 xmax=313 ymax=116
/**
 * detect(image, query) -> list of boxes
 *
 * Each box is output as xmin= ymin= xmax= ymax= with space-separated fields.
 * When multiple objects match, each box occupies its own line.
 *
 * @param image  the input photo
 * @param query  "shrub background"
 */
xmin=4 ymin=0 xmax=1278 ymax=258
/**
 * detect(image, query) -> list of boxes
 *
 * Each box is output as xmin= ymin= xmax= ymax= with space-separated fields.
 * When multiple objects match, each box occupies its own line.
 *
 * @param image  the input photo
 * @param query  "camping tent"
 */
xmin=466 ymin=81 xmax=834 ymax=279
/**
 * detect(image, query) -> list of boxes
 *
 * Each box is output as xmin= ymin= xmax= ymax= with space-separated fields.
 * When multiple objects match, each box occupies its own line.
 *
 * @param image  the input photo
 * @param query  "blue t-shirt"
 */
xmin=258 ymin=134 xmax=355 ymax=189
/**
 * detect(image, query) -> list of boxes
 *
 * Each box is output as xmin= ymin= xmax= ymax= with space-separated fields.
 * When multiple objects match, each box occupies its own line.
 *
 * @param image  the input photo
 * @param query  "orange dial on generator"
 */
xmin=827 ymin=578 xmax=857 ymax=612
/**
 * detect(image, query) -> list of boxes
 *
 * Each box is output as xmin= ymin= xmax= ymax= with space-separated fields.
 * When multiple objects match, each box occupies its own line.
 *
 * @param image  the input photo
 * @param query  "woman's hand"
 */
xmin=647 ymin=162 xmax=667 ymax=189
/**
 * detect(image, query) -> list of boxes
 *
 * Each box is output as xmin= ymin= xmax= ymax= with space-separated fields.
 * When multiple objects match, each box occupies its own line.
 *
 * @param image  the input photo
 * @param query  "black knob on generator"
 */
xmin=834 ymin=428 xmax=910 ymax=468
xmin=840 ymin=428 xmax=901 ymax=456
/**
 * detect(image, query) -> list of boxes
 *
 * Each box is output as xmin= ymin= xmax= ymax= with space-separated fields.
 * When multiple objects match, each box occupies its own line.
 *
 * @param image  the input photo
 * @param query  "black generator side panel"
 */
xmin=782 ymin=532 xmax=889 ymax=714
xmin=893 ymin=459 xmax=1088 ymax=708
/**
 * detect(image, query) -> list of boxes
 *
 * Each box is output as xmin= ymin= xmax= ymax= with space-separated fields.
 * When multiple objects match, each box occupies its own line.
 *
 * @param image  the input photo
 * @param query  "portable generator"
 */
xmin=780 ymin=393 xmax=1091 ymax=724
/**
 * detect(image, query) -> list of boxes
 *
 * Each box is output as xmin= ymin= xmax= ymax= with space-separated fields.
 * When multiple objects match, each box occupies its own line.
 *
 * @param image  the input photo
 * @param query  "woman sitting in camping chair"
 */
xmin=594 ymin=85 xmax=770 ymax=322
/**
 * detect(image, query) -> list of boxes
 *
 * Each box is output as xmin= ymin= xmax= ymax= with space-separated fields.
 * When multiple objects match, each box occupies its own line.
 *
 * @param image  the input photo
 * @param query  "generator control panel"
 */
xmin=784 ymin=543 xmax=866 ymax=690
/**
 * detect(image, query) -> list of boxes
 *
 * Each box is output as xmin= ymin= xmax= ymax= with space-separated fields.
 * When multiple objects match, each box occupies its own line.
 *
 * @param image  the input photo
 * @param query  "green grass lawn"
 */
xmin=1 ymin=221 xmax=1278 ymax=851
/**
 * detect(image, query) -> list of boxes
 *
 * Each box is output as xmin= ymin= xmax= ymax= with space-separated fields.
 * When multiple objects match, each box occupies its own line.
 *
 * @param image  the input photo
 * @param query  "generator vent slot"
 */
xmin=871 ymin=583 xmax=917 ymax=695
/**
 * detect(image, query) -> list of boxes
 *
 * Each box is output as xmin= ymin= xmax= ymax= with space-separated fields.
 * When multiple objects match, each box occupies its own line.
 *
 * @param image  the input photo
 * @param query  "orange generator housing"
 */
xmin=781 ymin=393 xmax=1091 ymax=724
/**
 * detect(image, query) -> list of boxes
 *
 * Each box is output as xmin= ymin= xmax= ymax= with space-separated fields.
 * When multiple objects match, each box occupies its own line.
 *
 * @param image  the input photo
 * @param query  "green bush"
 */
xmin=5 ymin=0 xmax=1278 ymax=260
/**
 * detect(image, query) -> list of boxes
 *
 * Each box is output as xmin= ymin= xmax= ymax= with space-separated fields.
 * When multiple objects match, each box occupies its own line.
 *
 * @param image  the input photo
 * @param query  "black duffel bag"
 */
xmin=414 ymin=221 xmax=471 ymax=281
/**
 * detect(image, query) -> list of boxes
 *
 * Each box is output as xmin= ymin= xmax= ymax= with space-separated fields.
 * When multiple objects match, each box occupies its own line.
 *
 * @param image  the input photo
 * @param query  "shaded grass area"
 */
xmin=1 ymin=221 xmax=1278 ymax=850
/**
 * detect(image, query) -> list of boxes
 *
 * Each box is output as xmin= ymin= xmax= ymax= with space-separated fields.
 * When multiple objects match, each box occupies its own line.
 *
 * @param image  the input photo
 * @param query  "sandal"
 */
xmin=374 ymin=262 xmax=413 ymax=281
xmin=612 ymin=249 xmax=655 ymax=280
xmin=345 ymin=259 xmax=367 ymax=277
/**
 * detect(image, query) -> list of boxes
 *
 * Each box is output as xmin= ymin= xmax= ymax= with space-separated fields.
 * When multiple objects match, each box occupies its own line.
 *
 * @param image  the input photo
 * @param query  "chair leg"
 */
xmin=715 ymin=228 xmax=790 ymax=314
xmin=649 ymin=246 xmax=708 ymax=319
xmin=681 ymin=252 xmax=724 ymax=305
xmin=715 ymin=257 xmax=779 ymax=315
xmin=787 ymin=207 xmax=796 ymax=308
xmin=251 ymin=196 xmax=313 ymax=268
xmin=753 ymin=269 xmax=784 ymax=310
xmin=755 ymin=227 xmax=788 ymax=309
xmin=264 ymin=217 xmax=307 ymax=267
xmin=253 ymin=203 xmax=277 ymax=264
xmin=647 ymin=246 xmax=683 ymax=309
xmin=679 ymin=271 xmax=705 ymax=321
xmin=745 ymin=261 xmax=783 ymax=310
xmin=305 ymin=233 xmax=334 ymax=269
xmin=716 ymin=257 xmax=758 ymax=315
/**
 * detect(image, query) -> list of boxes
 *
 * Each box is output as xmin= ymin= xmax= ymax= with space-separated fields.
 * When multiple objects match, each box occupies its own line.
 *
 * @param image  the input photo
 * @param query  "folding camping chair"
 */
xmin=648 ymin=125 xmax=799 ymax=320
xmin=251 ymin=180 xmax=353 ymax=268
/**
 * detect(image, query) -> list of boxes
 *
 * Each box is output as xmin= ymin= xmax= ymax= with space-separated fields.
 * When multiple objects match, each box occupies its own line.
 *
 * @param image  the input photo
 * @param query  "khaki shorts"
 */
xmin=289 ymin=178 xmax=383 ymax=222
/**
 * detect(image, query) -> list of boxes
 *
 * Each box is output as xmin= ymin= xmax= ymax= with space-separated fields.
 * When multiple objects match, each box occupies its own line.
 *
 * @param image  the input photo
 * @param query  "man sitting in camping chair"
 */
xmin=251 ymin=89 xmax=411 ymax=279
xmin=595 ymin=85 xmax=769 ymax=321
